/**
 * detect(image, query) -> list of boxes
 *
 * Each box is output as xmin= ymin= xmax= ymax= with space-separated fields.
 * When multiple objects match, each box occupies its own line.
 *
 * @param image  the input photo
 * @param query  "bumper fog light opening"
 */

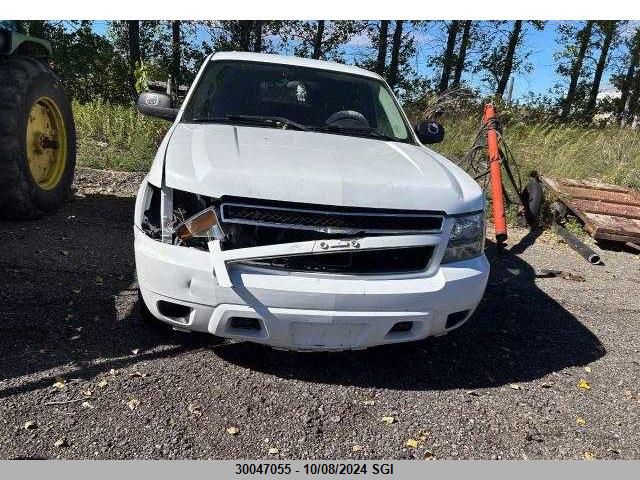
xmin=389 ymin=321 xmax=414 ymax=333
xmin=157 ymin=301 xmax=192 ymax=322
xmin=445 ymin=310 xmax=470 ymax=329
xmin=229 ymin=316 xmax=262 ymax=332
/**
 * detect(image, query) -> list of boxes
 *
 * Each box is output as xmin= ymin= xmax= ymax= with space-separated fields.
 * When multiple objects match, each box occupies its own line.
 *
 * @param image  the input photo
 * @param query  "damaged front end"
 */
xmin=137 ymin=182 xmax=481 ymax=288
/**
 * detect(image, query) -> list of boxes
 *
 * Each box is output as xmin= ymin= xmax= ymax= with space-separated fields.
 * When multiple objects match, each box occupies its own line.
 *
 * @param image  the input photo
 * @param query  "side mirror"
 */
xmin=137 ymin=92 xmax=178 ymax=121
xmin=415 ymin=120 xmax=445 ymax=144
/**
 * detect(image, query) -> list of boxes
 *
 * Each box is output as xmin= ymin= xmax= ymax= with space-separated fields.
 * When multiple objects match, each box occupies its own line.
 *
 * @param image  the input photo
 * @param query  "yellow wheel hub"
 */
xmin=26 ymin=97 xmax=67 ymax=191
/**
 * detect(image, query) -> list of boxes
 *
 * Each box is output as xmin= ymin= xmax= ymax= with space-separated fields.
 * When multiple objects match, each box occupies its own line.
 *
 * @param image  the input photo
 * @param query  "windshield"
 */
xmin=183 ymin=60 xmax=413 ymax=143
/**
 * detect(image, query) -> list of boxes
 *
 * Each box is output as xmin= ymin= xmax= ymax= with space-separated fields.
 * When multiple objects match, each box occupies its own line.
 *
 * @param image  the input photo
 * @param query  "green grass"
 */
xmin=74 ymin=101 xmax=640 ymax=191
xmin=431 ymin=112 xmax=640 ymax=189
xmin=74 ymin=101 xmax=168 ymax=172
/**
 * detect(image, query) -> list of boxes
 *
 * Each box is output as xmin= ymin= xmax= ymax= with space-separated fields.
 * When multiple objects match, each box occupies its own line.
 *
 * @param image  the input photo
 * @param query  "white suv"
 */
xmin=134 ymin=52 xmax=489 ymax=351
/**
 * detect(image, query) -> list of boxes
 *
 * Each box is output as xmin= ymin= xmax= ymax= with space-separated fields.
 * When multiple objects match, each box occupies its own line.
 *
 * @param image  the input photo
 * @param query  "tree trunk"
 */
xmin=629 ymin=70 xmax=640 ymax=119
xmin=127 ymin=20 xmax=141 ymax=95
xmin=253 ymin=21 xmax=263 ymax=52
xmin=438 ymin=20 xmax=460 ymax=93
xmin=585 ymin=21 xmax=617 ymax=120
xmin=375 ymin=20 xmax=390 ymax=76
xmin=387 ymin=21 xmax=404 ymax=89
xmin=14 ymin=21 xmax=26 ymax=34
xmin=238 ymin=21 xmax=253 ymax=51
xmin=26 ymin=20 xmax=46 ymax=38
xmin=560 ymin=21 xmax=594 ymax=120
xmin=619 ymin=29 xmax=640 ymax=122
xmin=171 ymin=21 xmax=181 ymax=89
xmin=451 ymin=20 xmax=472 ymax=88
xmin=312 ymin=21 xmax=325 ymax=59
xmin=496 ymin=20 xmax=523 ymax=98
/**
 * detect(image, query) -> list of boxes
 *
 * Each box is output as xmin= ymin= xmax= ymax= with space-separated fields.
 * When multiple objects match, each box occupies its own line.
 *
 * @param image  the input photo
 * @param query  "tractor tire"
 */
xmin=0 ymin=55 xmax=76 ymax=219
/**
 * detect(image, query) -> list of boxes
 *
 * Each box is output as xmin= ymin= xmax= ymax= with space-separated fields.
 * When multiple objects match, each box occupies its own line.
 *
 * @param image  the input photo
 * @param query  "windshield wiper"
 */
xmin=362 ymin=130 xmax=398 ymax=142
xmin=322 ymin=124 xmax=397 ymax=142
xmin=187 ymin=115 xmax=309 ymax=131
xmin=225 ymin=115 xmax=310 ymax=131
xmin=188 ymin=116 xmax=395 ymax=140
xmin=189 ymin=117 xmax=228 ymax=123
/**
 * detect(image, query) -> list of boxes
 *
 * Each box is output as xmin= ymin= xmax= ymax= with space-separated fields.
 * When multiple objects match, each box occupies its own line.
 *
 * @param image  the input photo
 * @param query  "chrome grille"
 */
xmin=242 ymin=246 xmax=435 ymax=275
xmin=220 ymin=202 xmax=443 ymax=234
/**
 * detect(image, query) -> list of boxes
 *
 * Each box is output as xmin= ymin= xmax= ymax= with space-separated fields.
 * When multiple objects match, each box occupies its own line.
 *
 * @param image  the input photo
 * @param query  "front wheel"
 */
xmin=0 ymin=56 xmax=76 ymax=219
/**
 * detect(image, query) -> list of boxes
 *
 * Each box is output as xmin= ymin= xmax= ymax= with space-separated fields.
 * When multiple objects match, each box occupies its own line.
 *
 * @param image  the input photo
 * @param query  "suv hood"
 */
xmin=162 ymin=123 xmax=483 ymax=214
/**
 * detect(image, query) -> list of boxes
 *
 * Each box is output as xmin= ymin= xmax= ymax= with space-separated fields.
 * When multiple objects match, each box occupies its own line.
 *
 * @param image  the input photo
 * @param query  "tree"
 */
xmin=238 ymin=21 xmax=253 ymax=51
xmin=110 ymin=21 xmax=206 ymax=94
xmin=375 ymin=21 xmax=390 ymax=76
xmin=353 ymin=21 xmax=423 ymax=99
xmin=617 ymin=28 xmax=640 ymax=123
xmin=495 ymin=20 xmax=523 ymax=98
xmin=475 ymin=21 xmax=544 ymax=98
xmin=451 ymin=21 xmax=472 ymax=88
xmin=171 ymin=21 xmax=181 ymax=87
xmin=253 ymin=21 xmax=263 ymax=52
xmin=13 ymin=21 xmax=26 ymax=33
xmin=25 ymin=20 xmax=46 ymax=38
xmin=585 ymin=21 xmax=618 ymax=120
xmin=44 ymin=21 xmax=131 ymax=103
xmin=312 ymin=21 xmax=325 ymax=59
xmin=438 ymin=20 xmax=460 ymax=92
xmin=127 ymin=21 xmax=141 ymax=95
xmin=286 ymin=21 xmax=361 ymax=61
xmin=204 ymin=21 xmax=287 ymax=55
xmin=559 ymin=21 xmax=595 ymax=119
xmin=387 ymin=21 xmax=404 ymax=90
xmin=628 ymin=70 xmax=640 ymax=122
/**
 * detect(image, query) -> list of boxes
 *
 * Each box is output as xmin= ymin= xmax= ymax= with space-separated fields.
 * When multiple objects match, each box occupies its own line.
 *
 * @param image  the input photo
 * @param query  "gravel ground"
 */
xmin=1 ymin=167 xmax=639 ymax=460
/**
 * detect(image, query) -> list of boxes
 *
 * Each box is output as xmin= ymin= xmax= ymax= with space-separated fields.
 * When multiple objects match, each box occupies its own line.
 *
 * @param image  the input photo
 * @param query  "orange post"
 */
xmin=483 ymin=104 xmax=507 ymax=247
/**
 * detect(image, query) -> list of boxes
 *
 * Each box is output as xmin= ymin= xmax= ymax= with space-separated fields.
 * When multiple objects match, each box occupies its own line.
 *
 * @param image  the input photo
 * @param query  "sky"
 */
xmin=90 ymin=20 xmax=628 ymax=101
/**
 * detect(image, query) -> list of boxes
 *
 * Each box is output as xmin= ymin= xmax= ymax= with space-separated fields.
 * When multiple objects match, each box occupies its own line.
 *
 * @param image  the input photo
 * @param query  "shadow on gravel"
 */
xmin=216 ymin=240 xmax=606 ymax=390
xmin=0 ymin=193 xmax=204 ymax=399
xmin=509 ymin=227 xmax=544 ymax=255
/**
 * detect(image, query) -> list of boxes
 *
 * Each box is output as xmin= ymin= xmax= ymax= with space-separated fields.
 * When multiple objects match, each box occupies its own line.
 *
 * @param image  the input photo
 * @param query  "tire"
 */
xmin=0 ymin=56 xmax=76 ymax=219
xmin=524 ymin=177 xmax=544 ymax=221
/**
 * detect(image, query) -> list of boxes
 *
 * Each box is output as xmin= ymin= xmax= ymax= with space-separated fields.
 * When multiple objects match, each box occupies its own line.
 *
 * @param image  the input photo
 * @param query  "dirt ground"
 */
xmin=1 ymin=167 xmax=639 ymax=460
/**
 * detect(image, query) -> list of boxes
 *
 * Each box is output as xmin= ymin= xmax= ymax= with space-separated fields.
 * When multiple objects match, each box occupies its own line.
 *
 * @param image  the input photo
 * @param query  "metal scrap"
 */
xmin=541 ymin=176 xmax=640 ymax=245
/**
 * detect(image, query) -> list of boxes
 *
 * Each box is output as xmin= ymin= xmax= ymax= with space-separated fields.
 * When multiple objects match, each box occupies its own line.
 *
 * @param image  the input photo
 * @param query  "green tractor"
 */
xmin=0 ymin=20 xmax=75 ymax=219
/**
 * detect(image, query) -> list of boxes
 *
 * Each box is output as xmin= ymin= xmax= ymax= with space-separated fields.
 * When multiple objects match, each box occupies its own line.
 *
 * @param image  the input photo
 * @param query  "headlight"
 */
xmin=174 ymin=206 xmax=225 ymax=244
xmin=441 ymin=212 xmax=485 ymax=264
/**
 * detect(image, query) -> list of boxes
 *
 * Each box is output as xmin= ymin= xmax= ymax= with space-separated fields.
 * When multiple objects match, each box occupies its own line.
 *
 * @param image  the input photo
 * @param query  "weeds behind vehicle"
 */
xmin=433 ymin=111 xmax=640 ymax=189
xmin=74 ymin=100 xmax=167 ymax=172
xmin=74 ymin=101 xmax=640 ymax=191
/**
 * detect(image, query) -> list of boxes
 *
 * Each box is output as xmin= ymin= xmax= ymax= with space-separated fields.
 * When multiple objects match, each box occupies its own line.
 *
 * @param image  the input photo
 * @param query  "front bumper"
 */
xmin=134 ymin=228 xmax=489 ymax=351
